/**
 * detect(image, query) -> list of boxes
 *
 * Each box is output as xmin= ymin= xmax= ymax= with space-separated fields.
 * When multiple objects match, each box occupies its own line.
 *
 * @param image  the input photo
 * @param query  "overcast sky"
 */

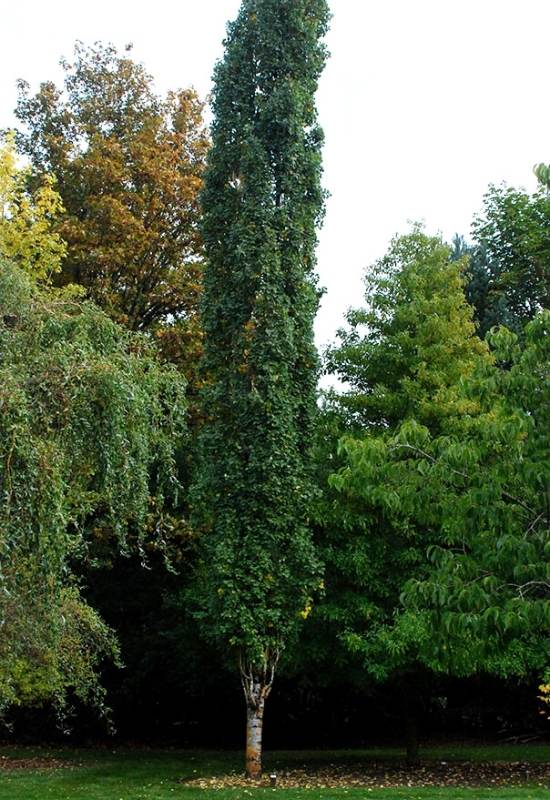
xmin=2 ymin=0 xmax=550 ymax=353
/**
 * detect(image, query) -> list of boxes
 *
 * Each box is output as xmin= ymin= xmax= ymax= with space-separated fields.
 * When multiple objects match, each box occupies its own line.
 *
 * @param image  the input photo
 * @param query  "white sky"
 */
xmin=2 ymin=0 xmax=550 ymax=354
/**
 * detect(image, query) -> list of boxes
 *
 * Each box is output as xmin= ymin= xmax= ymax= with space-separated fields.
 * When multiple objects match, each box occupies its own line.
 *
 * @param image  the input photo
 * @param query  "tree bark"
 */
xmin=240 ymin=651 xmax=278 ymax=780
xmin=246 ymin=691 xmax=265 ymax=780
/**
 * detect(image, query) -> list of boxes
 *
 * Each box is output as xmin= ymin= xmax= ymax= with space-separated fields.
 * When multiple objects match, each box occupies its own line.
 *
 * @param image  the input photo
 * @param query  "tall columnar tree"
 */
xmin=195 ymin=0 xmax=329 ymax=778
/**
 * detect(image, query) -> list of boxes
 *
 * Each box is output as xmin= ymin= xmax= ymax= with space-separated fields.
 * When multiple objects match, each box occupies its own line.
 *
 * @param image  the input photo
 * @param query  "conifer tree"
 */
xmin=195 ymin=0 xmax=329 ymax=778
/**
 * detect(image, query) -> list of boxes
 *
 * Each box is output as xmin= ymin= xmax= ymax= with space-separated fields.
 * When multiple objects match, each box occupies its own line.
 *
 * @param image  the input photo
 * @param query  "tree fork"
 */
xmin=240 ymin=652 xmax=277 ymax=779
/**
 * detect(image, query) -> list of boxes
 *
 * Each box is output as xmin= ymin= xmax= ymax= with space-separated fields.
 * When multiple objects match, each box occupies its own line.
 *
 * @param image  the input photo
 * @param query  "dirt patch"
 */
xmin=184 ymin=760 xmax=550 ymax=789
xmin=0 ymin=755 xmax=76 ymax=771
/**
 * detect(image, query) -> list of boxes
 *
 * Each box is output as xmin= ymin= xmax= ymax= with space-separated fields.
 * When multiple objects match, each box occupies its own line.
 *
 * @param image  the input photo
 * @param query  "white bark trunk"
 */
xmin=240 ymin=650 xmax=279 ymax=780
xmin=246 ymin=691 xmax=265 ymax=780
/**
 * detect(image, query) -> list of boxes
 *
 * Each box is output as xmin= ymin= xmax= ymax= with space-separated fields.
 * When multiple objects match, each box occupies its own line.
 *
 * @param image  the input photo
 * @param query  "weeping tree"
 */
xmin=0 ymin=262 xmax=187 ymax=716
xmin=194 ymin=0 xmax=329 ymax=779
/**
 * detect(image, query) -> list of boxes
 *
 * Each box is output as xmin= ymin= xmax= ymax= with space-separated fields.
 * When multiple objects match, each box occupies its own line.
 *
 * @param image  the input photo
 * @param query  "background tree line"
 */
xmin=0 ymin=0 xmax=548 ymax=774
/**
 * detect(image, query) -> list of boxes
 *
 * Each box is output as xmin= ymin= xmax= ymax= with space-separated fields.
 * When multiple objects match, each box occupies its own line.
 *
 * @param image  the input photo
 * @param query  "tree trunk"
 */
xmin=246 ymin=692 xmax=265 ymax=780
xmin=240 ymin=651 xmax=278 ymax=780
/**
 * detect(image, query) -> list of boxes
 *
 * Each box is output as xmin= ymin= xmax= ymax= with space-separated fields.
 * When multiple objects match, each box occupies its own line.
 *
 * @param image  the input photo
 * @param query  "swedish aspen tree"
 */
xmin=195 ymin=0 xmax=329 ymax=779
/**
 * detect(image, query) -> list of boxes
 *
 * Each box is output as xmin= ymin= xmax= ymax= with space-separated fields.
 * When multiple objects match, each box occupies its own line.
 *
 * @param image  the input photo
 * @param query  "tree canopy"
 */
xmin=322 ymin=235 xmax=549 ymax=684
xmin=455 ymin=183 xmax=550 ymax=338
xmin=325 ymin=229 xmax=489 ymax=431
xmin=400 ymin=313 xmax=550 ymax=678
xmin=312 ymin=232 xmax=491 ymax=747
xmin=312 ymin=227 xmax=549 ymax=755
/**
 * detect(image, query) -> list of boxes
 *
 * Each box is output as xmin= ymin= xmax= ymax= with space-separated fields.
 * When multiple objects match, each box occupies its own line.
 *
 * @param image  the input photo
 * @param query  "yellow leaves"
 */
xmin=298 ymin=582 xmax=325 ymax=619
xmin=0 ymin=131 xmax=18 ymax=205
xmin=8 ymin=657 xmax=57 ymax=706
xmin=0 ymin=132 xmax=66 ymax=282
xmin=298 ymin=598 xmax=313 ymax=619
xmin=538 ymin=683 xmax=550 ymax=720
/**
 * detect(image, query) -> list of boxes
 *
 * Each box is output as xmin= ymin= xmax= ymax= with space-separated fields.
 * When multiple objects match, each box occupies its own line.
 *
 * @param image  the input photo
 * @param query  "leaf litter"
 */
xmin=184 ymin=760 xmax=550 ymax=789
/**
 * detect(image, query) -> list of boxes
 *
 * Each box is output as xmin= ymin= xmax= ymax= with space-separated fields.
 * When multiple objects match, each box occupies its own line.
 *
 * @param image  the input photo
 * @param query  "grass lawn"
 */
xmin=0 ymin=744 xmax=548 ymax=800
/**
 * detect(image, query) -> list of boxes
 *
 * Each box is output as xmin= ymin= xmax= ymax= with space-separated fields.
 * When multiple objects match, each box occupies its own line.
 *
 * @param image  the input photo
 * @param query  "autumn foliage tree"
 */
xmin=15 ymin=42 xmax=209 ymax=371
xmin=195 ymin=0 xmax=329 ymax=779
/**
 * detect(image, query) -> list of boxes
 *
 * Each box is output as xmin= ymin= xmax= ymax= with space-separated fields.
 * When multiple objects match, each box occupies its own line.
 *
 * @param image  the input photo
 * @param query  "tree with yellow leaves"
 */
xmin=0 ymin=132 xmax=66 ymax=282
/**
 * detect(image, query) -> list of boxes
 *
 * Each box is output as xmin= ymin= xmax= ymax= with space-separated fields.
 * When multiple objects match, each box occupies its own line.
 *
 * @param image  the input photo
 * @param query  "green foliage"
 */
xmin=194 ymin=0 xmax=329 ymax=669
xmin=0 ymin=262 xmax=187 ymax=712
xmin=468 ymin=184 xmax=550 ymax=334
xmin=326 ymin=228 xmax=489 ymax=432
xmin=450 ymin=235 xmax=515 ymax=339
xmin=400 ymin=313 xmax=550 ymax=677
xmin=326 ymin=307 xmax=550 ymax=679
xmin=316 ymin=229 xmax=491 ymax=683
xmin=534 ymin=161 xmax=550 ymax=190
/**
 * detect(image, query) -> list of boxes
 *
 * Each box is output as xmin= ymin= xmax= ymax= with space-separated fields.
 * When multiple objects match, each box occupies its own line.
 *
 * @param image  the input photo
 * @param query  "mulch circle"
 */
xmin=184 ymin=760 xmax=550 ymax=789
xmin=0 ymin=755 xmax=75 ymax=771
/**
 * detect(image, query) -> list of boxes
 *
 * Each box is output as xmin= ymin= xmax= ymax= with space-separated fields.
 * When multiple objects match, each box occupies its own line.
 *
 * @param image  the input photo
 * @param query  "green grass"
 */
xmin=0 ymin=744 xmax=548 ymax=800
xmin=267 ymin=744 xmax=550 ymax=764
